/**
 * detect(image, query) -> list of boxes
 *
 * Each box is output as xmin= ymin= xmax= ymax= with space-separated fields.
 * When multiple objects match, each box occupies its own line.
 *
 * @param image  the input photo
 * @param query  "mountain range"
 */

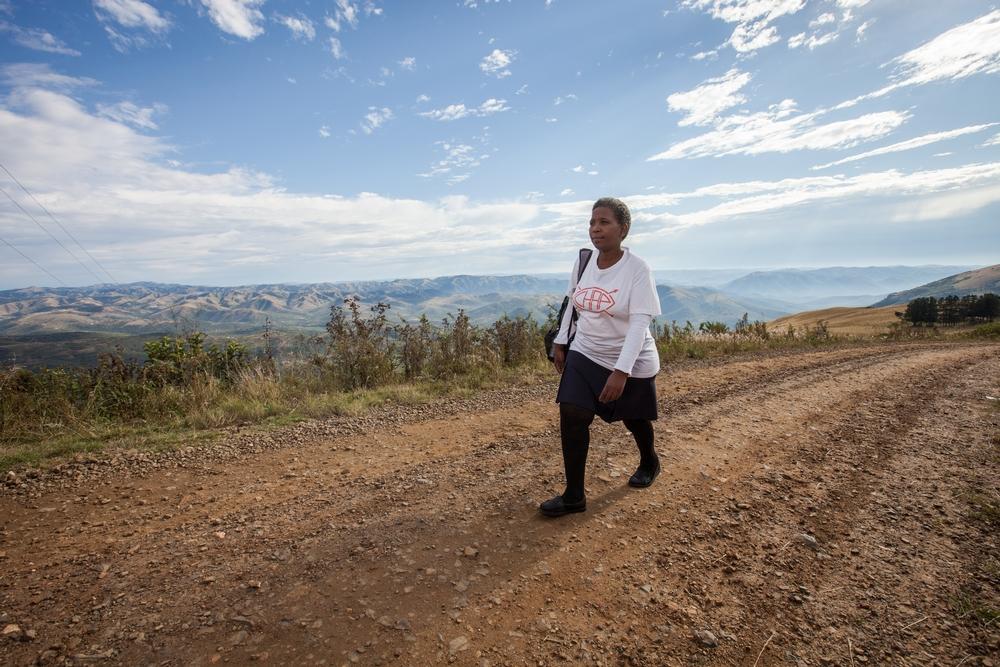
xmin=871 ymin=264 xmax=1000 ymax=306
xmin=1 ymin=263 xmax=995 ymax=367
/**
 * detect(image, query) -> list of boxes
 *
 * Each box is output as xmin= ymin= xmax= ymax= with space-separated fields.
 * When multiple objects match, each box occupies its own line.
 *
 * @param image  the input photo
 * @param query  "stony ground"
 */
xmin=1 ymin=341 xmax=998 ymax=666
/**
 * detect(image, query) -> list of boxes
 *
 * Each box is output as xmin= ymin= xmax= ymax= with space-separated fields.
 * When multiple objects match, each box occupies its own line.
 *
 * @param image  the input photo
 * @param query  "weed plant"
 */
xmin=0 ymin=300 xmax=548 ymax=469
xmin=652 ymin=314 xmax=837 ymax=363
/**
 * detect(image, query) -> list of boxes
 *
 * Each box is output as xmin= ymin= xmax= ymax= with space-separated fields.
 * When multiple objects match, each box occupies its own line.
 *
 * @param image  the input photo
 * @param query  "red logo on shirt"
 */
xmin=574 ymin=287 xmax=618 ymax=313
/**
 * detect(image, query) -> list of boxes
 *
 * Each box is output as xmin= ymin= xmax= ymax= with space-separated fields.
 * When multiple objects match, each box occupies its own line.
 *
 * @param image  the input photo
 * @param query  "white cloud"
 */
xmin=328 ymin=36 xmax=345 ymax=59
xmin=480 ymin=48 xmax=515 ymax=78
xmin=666 ymin=68 xmax=752 ymax=126
xmin=275 ymin=14 xmax=315 ymax=41
xmin=545 ymin=117 xmax=558 ymax=123
xmin=985 ymin=132 xmax=1000 ymax=147
xmin=812 ymin=123 xmax=998 ymax=170
xmin=0 ymin=21 xmax=81 ymax=55
xmin=415 ymin=94 xmax=430 ymax=103
xmin=515 ymin=84 xmax=529 ymax=95
xmin=729 ymin=23 xmax=779 ymax=52
xmin=419 ymin=142 xmax=489 ymax=184
xmin=834 ymin=0 xmax=869 ymax=7
xmin=889 ymin=11 xmax=1000 ymax=87
xmin=96 ymin=101 xmax=167 ymax=130
xmin=554 ymin=93 xmax=577 ymax=105
xmin=319 ymin=125 xmax=331 ymax=138
xmin=398 ymin=56 xmax=416 ymax=70
xmin=419 ymin=98 xmax=510 ymax=121
xmin=200 ymin=0 xmax=265 ymax=40
xmin=360 ymin=106 xmax=392 ymax=134
xmin=691 ymin=49 xmax=718 ymax=61
xmin=571 ymin=165 xmax=584 ymax=173
xmin=625 ymin=162 xmax=1000 ymax=231
xmin=1 ymin=63 xmax=97 ymax=89
xmin=94 ymin=0 xmax=170 ymax=32
xmin=560 ymin=188 xmax=574 ymax=196
xmin=787 ymin=29 xmax=838 ymax=50
xmin=809 ymin=12 xmax=835 ymax=28
xmin=650 ymin=101 xmax=909 ymax=160
xmin=890 ymin=183 xmax=1000 ymax=223
xmin=841 ymin=11 xmax=1000 ymax=107
xmin=855 ymin=19 xmax=873 ymax=41
xmin=326 ymin=0 xmax=360 ymax=32
xmin=587 ymin=170 xmax=599 ymax=176
xmin=2 ymin=84 xmax=997 ymax=287
xmin=682 ymin=0 xmax=806 ymax=53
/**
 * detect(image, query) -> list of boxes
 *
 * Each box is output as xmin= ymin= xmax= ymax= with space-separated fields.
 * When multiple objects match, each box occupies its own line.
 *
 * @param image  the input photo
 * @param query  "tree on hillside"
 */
xmin=971 ymin=293 xmax=999 ymax=321
xmin=903 ymin=297 xmax=937 ymax=326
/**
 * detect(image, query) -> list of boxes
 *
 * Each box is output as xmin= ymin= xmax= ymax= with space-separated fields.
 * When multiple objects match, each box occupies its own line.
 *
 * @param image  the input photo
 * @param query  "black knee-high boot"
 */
xmin=624 ymin=419 xmax=658 ymax=472
xmin=560 ymin=403 xmax=594 ymax=503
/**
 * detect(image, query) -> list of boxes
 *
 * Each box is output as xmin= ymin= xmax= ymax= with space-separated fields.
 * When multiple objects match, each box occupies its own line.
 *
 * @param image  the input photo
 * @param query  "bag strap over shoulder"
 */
xmin=574 ymin=247 xmax=593 ymax=285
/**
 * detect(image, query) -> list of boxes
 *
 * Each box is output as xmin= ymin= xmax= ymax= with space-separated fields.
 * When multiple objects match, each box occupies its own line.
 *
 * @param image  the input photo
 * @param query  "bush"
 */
xmin=970 ymin=321 xmax=1000 ymax=339
xmin=320 ymin=297 xmax=395 ymax=390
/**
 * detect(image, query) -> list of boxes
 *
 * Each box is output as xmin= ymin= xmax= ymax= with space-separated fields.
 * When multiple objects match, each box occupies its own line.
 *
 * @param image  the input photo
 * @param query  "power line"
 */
xmin=0 ymin=184 xmax=106 ymax=284
xmin=0 ymin=162 xmax=117 ymax=283
xmin=0 ymin=234 xmax=66 ymax=286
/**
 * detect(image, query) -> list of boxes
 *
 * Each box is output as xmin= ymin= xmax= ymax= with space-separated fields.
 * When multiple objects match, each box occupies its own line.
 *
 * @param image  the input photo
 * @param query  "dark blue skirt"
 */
xmin=556 ymin=350 xmax=658 ymax=423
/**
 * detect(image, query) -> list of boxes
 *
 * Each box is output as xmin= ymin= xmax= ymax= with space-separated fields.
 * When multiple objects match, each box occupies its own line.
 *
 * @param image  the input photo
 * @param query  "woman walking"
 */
xmin=541 ymin=197 xmax=662 ymax=518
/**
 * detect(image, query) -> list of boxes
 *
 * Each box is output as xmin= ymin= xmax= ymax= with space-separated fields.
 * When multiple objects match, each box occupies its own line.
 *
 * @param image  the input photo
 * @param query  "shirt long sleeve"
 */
xmin=613 ymin=313 xmax=653 ymax=375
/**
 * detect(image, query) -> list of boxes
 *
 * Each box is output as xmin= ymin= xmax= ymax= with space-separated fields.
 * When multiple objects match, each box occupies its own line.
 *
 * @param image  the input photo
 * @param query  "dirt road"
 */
xmin=2 ymin=342 xmax=998 ymax=666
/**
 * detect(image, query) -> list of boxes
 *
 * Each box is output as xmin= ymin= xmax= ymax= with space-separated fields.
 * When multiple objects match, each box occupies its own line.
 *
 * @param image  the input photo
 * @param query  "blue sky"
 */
xmin=0 ymin=0 xmax=998 ymax=288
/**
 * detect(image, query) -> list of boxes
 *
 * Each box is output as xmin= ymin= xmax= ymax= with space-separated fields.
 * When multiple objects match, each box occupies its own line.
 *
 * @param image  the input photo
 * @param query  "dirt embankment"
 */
xmin=1 ymin=341 xmax=998 ymax=666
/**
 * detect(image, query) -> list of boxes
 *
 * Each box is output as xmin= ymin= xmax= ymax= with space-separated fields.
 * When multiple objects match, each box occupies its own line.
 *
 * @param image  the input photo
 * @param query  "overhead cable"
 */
xmin=0 ymin=234 xmax=66 ymax=286
xmin=0 ymin=162 xmax=117 ymax=283
xmin=0 ymin=184 xmax=105 ymax=284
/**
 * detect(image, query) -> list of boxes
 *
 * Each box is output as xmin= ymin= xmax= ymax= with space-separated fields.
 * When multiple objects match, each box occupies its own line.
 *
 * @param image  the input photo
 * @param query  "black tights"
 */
xmin=559 ymin=403 xmax=658 ymax=503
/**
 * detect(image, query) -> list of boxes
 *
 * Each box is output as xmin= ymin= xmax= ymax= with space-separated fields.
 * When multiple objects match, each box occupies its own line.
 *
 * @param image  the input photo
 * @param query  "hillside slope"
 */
xmin=871 ymin=264 xmax=1000 ymax=306
xmin=768 ymin=305 xmax=901 ymax=335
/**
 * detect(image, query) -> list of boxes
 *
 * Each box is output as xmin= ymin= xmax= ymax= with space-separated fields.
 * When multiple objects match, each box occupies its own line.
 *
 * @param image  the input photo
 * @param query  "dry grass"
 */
xmin=768 ymin=305 xmax=903 ymax=336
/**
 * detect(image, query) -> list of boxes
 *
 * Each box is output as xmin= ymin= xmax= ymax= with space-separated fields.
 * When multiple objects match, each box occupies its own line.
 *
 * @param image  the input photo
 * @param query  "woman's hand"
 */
xmin=599 ymin=370 xmax=628 ymax=403
xmin=553 ymin=344 xmax=567 ymax=374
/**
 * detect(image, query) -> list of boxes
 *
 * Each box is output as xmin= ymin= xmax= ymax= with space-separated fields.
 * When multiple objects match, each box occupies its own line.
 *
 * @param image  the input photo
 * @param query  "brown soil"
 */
xmin=1 ymin=341 xmax=998 ymax=666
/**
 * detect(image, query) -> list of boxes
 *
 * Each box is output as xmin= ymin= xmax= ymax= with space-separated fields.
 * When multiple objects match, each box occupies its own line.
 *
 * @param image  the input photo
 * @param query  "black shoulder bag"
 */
xmin=544 ymin=247 xmax=593 ymax=361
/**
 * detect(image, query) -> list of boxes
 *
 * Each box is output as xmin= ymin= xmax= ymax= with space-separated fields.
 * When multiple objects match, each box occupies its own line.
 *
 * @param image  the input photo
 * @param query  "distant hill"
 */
xmin=0 ymin=277 xmax=569 ymax=336
xmin=656 ymin=285 xmax=787 ymax=325
xmin=768 ymin=306 xmax=901 ymax=336
xmin=723 ymin=265 xmax=976 ymax=307
xmin=871 ymin=264 xmax=1000 ymax=307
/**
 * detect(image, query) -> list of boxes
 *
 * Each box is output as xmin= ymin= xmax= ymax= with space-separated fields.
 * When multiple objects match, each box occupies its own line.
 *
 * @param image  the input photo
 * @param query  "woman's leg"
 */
xmin=560 ymin=402 xmax=595 ymax=503
xmin=623 ymin=419 xmax=659 ymax=486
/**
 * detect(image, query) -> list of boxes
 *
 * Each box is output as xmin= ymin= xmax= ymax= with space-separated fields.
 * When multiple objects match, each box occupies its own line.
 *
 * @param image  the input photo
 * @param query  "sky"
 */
xmin=0 ymin=0 xmax=998 ymax=289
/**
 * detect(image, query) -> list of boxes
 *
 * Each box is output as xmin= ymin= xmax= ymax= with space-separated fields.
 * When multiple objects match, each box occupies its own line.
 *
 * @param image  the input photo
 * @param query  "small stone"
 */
xmin=694 ymin=630 xmax=718 ymax=647
xmin=795 ymin=533 xmax=820 ymax=550
xmin=463 ymin=547 xmax=479 ymax=558
xmin=449 ymin=636 xmax=469 ymax=653
xmin=2 ymin=624 xmax=22 ymax=641
xmin=639 ymin=584 xmax=652 ymax=593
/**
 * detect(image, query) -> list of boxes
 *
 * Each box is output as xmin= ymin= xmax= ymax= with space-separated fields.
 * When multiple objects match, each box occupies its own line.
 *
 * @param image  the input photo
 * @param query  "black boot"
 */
xmin=540 ymin=403 xmax=594 ymax=517
xmin=624 ymin=419 xmax=660 ymax=488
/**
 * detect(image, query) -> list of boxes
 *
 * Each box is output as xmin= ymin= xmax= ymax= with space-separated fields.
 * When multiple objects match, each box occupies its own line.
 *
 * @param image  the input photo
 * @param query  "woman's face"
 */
xmin=589 ymin=206 xmax=626 ymax=252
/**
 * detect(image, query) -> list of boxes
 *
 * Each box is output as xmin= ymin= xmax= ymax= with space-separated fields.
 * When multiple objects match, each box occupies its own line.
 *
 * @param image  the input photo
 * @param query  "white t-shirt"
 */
xmin=554 ymin=248 xmax=661 ymax=378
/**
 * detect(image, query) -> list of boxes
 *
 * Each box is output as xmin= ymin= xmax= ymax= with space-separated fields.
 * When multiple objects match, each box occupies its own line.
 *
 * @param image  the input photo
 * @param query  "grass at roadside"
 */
xmin=3 ymin=308 xmax=997 ymax=474
xmin=0 ymin=359 xmax=554 ymax=473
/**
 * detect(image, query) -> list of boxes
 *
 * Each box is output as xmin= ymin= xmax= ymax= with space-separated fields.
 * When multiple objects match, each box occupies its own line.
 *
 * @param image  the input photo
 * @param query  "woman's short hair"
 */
xmin=593 ymin=197 xmax=631 ymax=235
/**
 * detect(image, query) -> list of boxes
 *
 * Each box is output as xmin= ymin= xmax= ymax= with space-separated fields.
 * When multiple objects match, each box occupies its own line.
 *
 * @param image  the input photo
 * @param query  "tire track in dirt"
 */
xmin=0 ymin=342 xmax=996 ymax=666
